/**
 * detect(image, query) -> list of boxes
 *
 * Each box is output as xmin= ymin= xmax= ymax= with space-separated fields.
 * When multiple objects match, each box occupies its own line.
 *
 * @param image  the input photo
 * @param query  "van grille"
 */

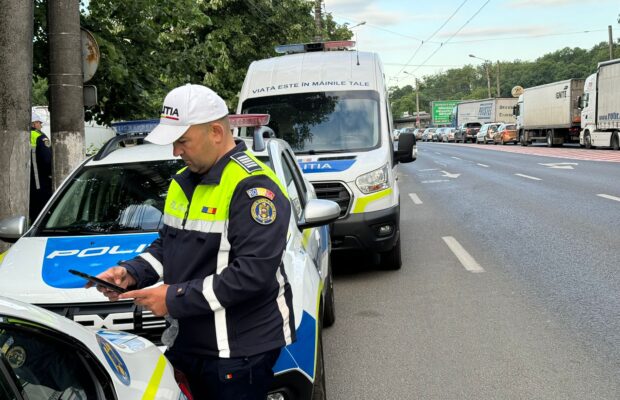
xmin=311 ymin=182 xmax=351 ymax=218
xmin=39 ymin=301 xmax=167 ymax=345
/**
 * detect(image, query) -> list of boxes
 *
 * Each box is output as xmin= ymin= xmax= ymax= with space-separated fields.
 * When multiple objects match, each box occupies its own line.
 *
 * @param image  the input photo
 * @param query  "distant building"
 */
xmin=393 ymin=111 xmax=431 ymax=130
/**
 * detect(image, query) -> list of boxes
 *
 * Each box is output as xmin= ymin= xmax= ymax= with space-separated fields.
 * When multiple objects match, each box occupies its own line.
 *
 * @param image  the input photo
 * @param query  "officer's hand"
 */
xmin=119 ymin=285 xmax=169 ymax=317
xmin=85 ymin=266 xmax=136 ymax=301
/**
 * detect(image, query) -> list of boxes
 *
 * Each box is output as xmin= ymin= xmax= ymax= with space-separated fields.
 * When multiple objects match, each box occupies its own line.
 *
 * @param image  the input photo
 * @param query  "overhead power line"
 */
xmin=395 ymin=0 xmax=470 ymax=77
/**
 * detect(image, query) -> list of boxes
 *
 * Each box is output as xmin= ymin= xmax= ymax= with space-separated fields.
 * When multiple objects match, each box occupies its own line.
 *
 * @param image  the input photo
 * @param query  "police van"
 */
xmin=237 ymin=41 xmax=416 ymax=270
xmin=0 ymin=115 xmax=340 ymax=400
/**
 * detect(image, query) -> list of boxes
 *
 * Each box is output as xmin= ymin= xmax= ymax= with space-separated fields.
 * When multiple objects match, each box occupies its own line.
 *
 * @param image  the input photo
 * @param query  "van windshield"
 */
xmin=241 ymin=90 xmax=381 ymax=154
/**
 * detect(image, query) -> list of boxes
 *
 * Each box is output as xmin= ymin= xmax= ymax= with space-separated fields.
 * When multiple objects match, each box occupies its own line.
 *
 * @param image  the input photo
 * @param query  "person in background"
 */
xmin=29 ymin=112 xmax=52 ymax=222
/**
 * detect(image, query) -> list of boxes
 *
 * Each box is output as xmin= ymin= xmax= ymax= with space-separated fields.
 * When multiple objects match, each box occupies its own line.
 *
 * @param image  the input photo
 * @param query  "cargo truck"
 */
xmin=514 ymin=79 xmax=584 ymax=147
xmin=580 ymin=59 xmax=620 ymax=150
xmin=453 ymin=98 xmax=516 ymax=142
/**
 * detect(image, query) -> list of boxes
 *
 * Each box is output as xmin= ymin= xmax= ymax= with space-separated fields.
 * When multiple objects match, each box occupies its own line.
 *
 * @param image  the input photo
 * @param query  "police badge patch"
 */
xmin=251 ymin=198 xmax=277 ymax=225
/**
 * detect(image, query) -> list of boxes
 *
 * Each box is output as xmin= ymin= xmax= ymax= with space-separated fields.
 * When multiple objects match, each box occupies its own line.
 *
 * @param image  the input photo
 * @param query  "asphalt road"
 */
xmin=324 ymin=142 xmax=620 ymax=400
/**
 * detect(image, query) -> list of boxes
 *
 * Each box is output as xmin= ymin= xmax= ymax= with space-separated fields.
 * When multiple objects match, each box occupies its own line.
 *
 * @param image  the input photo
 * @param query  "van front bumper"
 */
xmin=330 ymin=204 xmax=400 ymax=254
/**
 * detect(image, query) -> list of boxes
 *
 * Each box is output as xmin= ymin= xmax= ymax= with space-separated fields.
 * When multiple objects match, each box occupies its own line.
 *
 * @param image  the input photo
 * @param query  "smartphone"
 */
xmin=68 ymin=269 xmax=128 ymax=294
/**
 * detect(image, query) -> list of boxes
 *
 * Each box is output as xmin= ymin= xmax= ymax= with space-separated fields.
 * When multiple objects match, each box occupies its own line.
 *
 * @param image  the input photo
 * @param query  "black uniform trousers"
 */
xmin=165 ymin=348 xmax=281 ymax=400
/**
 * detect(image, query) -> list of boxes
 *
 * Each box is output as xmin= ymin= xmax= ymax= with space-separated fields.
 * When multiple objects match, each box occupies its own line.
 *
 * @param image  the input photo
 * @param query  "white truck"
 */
xmin=514 ymin=79 xmax=584 ymax=147
xmin=454 ymin=98 xmax=517 ymax=125
xmin=580 ymin=58 xmax=620 ymax=150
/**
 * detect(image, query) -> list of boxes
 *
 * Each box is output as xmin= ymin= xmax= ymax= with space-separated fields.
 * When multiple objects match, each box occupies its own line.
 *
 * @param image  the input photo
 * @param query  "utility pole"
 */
xmin=496 ymin=61 xmax=501 ymax=97
xmin=608 ymin=25 xmax=614 ymax=60
xmin=484 ymin=62 xmax=492 ymax=98
xmin=314 ymin=0 xmax=322 ymax=41
xmin=48 ymin=0 xmax=84 ymax=190
xmin=0 ymin=0 xmax=33 ymax=250
xmin=415 ymin=79 xmax=420 ymax=128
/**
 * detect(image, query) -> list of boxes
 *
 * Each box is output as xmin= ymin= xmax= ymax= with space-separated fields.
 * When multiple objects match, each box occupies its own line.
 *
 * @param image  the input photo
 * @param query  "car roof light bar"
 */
xmin=275 ymin=40 xmax=356 ymax=54
xmin=228 ymin=114 xmax=270 ymax=128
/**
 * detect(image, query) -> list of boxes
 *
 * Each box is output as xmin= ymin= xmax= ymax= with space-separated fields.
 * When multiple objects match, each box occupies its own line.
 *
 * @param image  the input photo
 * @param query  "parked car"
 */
xmin=0 ymin=295 xmax=192 ymax=399
xmin=455 ymin=122 xmax=482 ymax=143
xmin=432 ymin=128 xmax=445 ymax=142
xmin=422 ymin=128 xmax=436 ymax=142
xmin=476 ymin=123 xmax=501 ymax=144
xmin=493 ymin=123 xmax=518 ymax=145
xmin=392 ymin=129 xmax=400 ymax=141
xmin=442 ymin=127 xmax=456 ymax=142
xmin=0 ymin=115 xmax=340 ymax=400
xmin=414 ymin=128 xmax=424 ymax=140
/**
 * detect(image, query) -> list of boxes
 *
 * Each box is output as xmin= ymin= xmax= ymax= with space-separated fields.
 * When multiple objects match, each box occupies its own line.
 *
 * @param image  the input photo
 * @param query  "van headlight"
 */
xmin=356 ymin=164 xmax=390 ymax=194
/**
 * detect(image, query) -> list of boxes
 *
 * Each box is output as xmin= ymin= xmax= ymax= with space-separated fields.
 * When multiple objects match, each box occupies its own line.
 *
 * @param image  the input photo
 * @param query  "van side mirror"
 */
xmin=394 ymin=132 xmax=415 ymax=164
xmin=0 ymin=216 xmax=27 ymax=243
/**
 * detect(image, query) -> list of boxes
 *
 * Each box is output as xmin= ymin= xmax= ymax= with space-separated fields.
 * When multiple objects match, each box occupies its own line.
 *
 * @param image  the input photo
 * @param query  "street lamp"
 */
xmin=469 ymin=54 xmax=492 ymax=98
xmin=403 ymin=71 xmax=420 ymax=128
xmin=345 ymin=21 xmax=366 ymax=29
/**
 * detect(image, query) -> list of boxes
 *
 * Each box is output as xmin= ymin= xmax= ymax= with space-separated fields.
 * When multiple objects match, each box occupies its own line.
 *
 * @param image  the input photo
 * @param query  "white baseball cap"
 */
xmin=31 ymin=112 xmax=43 ymax=123
xmin=145 ymin=84 xmax=229 ymax=145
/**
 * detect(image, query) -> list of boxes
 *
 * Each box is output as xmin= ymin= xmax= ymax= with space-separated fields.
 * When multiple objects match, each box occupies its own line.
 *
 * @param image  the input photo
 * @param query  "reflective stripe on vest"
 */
xmin=163 ymin=150 xmax=287 ymax=357
xmin=30 ymin=130 xmax=42 ymax=189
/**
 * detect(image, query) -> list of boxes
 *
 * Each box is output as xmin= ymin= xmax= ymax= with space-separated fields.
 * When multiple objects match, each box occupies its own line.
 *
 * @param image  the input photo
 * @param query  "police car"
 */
xmin=0 ymin=115 xmax=340 ymax=400
xmin=0 ymin=295 xmax=191 ymax=399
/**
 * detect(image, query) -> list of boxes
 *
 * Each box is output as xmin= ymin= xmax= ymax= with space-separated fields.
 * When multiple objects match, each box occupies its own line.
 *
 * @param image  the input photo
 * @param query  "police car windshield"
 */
xmin=241 ymin=90 xmax=381 ymax=154
xmin=38 ymin=160 xmax=184 ymax=235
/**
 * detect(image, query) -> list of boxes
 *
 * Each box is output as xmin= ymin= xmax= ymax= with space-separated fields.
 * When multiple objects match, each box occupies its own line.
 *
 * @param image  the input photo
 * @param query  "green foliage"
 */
xmin=390 ymin=42 xmax=620 ymax=118
xmin=32 ymin=76 xmax=48 ymax=106
xmin=33 ymin=0 xmax=324 ymax=124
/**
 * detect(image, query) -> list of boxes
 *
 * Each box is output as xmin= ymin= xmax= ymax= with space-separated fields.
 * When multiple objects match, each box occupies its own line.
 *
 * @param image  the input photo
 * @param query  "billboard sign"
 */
xmin=432 ymin=100 xmax=460 ymax=125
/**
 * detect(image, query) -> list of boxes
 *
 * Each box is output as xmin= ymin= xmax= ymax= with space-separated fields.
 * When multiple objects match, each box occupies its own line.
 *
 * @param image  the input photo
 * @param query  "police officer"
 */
xmin=29 ymin=112 xmax=53 ymax=222
xmin=93 ymin=84 xmax=295 ymax=400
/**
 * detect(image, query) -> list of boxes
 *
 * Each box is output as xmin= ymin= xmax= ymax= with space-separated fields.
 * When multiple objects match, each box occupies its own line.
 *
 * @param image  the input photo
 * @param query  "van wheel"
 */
xmin=379 ymin=238 xmax=402 ymax=270
xmin=611 ymin=132 xmax=619 ymax=150
xmin=312 ymin=329 xmax=326 ymax=400
xmin=585 ymin=132 xmax=593 ymax=149
xmin=322 ymin=259 xmax=336 ymax=328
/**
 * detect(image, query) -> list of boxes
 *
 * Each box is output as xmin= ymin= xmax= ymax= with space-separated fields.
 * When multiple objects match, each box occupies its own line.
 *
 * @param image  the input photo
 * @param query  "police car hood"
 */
xmin=0 ymin=233 xmax=157 ymax=304
xmin=295 ymin=147 xmax=388 ymax=181
xmin=0 ymin=295 xmax=178 ymax=393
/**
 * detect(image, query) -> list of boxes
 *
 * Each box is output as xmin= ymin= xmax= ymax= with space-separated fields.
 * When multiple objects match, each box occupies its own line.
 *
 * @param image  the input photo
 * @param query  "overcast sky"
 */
xmin=325 ymin=0 xmax=619 ymax=88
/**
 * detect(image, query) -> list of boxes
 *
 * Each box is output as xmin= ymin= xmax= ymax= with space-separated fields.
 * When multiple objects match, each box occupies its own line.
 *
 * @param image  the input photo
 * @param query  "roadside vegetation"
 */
xmin=390 ymin=42 xmax=620 ymax=118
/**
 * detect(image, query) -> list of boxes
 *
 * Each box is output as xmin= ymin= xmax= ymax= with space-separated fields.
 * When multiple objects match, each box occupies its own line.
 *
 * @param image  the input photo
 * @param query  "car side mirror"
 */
xmin=0 ymin=216 xmax=27 ymax=243
xmin=394 ymin=132 xmax=415 ymax=164
xmin=297 ymin=199 xmax=340 ymax=230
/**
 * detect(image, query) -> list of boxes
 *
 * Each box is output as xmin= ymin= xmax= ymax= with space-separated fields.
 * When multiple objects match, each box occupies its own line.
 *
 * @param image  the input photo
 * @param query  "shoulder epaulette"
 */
xmin=230 ymin=152 xmax=262 ymax=173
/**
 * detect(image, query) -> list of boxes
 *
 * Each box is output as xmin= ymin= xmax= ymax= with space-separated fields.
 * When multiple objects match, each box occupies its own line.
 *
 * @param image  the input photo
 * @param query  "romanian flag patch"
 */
xmin=201 ymin=206 xmax=217 ymax=214
xmin=246 ymin=187 xmax=275 ymax=200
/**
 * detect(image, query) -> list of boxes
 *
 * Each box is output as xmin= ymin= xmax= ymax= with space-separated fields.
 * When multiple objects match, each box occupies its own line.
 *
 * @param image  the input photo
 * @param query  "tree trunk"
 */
xmin=0 ymin=0 xmax=33 ymax=252
xmin=48 ymin=0 xmax=84 ymax=190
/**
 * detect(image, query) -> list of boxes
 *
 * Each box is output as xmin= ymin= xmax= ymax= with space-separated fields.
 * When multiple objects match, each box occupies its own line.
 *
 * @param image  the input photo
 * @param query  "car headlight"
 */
xmin=356 ymin=164 xmax=390 ymax=194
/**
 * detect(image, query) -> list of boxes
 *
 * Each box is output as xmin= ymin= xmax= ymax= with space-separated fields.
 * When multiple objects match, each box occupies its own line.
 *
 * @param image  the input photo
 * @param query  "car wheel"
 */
xmin=611 ymin=132 xmax=619 ymax=150
xmin=500 ymin=138 xmax=505 ymax=145
xmin=585 ymin=131 xmax=593 ymax=149
xmin=379 ymin=237 xmax=402 ymax=270
xmin=312 ymin=329 xmax=326 ymax=400
xmin=322 ymin=258 xmax=336 ymax=328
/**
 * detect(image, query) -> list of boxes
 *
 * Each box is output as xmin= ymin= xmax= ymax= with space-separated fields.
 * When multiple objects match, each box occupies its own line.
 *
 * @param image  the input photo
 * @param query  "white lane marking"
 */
xmin=451 ymin=156 xmax=462 ymax=160
xmin=597 ymin=194 xmax=620 ymax=202
xmin=477 ymin=163 xmax=489 ymax=168
xmin=409 ymin=193 xmax=423 ymax=205
xmin=421 ymin=179 xmax=450 ymax=183
xmin=440 ymin=170 xmax=461 ymax=179
xmin=515 ymin=173 xmax=542 ymax=181
xmin=539 ymin=162 xmax=578 ymax=169
xmin=442 ymin=236 xmax=485 ymax=273
xmin=419 ymin=168 xmax=439 ymax=172
xmin=435 ymin=152 xmax=442 ymax=155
